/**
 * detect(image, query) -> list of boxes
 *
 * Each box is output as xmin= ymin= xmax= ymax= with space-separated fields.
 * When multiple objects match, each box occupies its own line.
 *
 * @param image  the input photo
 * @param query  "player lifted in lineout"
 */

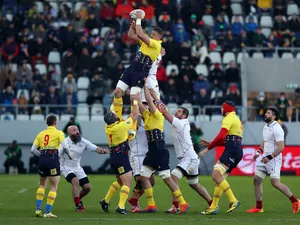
xmin=246 ymin=107 xmax=300 ymax=214
xmin=199 ymin=101 xmax=242 ymax=215
xmin=59 ymin=125 xmax=108 ymax=212
xmin=154 ymin=95 xmax=212 ymax=213
xmin=31 ymin=115 xmax=69 ymax=218
xmin=100 ymin=94 xmax=139 ymax=214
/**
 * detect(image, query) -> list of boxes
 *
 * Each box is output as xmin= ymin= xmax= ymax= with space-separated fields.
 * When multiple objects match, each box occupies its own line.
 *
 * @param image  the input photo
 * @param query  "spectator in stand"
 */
xmin=273 ymin=0 xmax=286 ymax=16
xmin=209 ymin=63 xmax=226 ymax=90
xmin=178 ymin=74 xmax=193 ymax=103
xmin=62 ymin=49 xmax=78 ymax=75
xmin=62 ymin=74 xmax=77 ymax=94
xmin=61 ymin=87 xmax=78 ymax=115
xmin=193 ymin=74 xmax=209 ymax=94
xmin=193 ymin=88 xmax=211 ymax=115
xmin=2 ymin=0 xmax=18 ymax=15
xmin=140 ymin=0 xmax=155 ymax=26
xmin=0 ymin=86 xmax=15 ymax=114
xmin=93 ymin=49 xmax=107 ymax=70
xmin=17 ymin=91 xmax=28 ymax=114
xmin=78 ymin=48 xmax=93 ymax=75
xmin=179 ymin=41 xmax=191 ymax=64
xmin=224 ymin=30 xmax=241 ymax=51
xmin=88 ymin=0 xmax=100 ymax=16
xmin=76 ymin=34 xmax=91 ymax=55
xmin=253 ymin=92 xmax=269 ymax=121
xmin=62 ymin=116 xmax=82 ymax=137
xmin=240 ymin=29 xmax=250 ymax=48
xmin=292 ymin=88 xmax=300 ymax=121
xmin=99 ymin=1 xmax=116 ymax=27
xmin=29 ymin=37 xmax=48 ymax=68
xmin=191 ymin=40 xmax=210 ymax=67
xmin=273 ymin=14 xmax=288 ymax=34
xmin=187 ymin=14 xmax=200 ymax=37
xmin=288 ymin=14 xmax=300 ymax=33
xmin=29 ymin=92 xmax=43 ymax=115
xmin=3 ymin=140 xmax=25 ymax=174
xmin=1 ymin=36 xmax=19 ymax=64
xmin=116 ymin=0 xmax=133 ymax=22
xmin=180 ymin=63 xmax=198 ymax=81
xmin=63 ymin=24 xmax=77 ymax=52
xmin=105 ymin=49 xmax=121 ymax=69
xmin=226 ymin=84 xmax=242 ymax=106
xmin=16 ymin=63 xmax=32 ymax=90
xmin=48 ymin=64 xmax=60 ymax=87
xmin=211 ymin=89 xmax=224 ymax=113
xmin=164 ymin=77 xmax=179 ymax=104
xmin=264 ymin=33 xmax=279 ymax=57
xmin=72 ymin=12 xmax=85 ymax=33
xmin=89 ymin=28 xmax=102 ymax=52
xmin=252 ymin=28 xmax=266 ymax=47
xmin=193 ymin=29 xmax=207 ymax=46
xmin=0 ymin=63 xmax=16 ymax=91
xmin=214 ymin=14 xmax=229 ymax=36
xmin=85 ymin=13 xmax=101 ymax=31
xmin=5 ymin=22 xmax=18 ymax=39
xmin=174 ymin=18 xmax=189 ymax=44
xmin=257 ymin=0 xmax=273 ymax=18
xmin=158 ymin=11 xmax=172 ymax=32
xmin=38 ymin=74 xmax=52 ymax=97
xmin=87 ymin=72 xmax=108 ymax=105
xmin=164 ymin=34 xmax=180 ymax=65
xmin=28 ymin=4 xmax=39 ymax=18
xmin=245 ymin=16 xmax=257 ymax=45
xmin=19 ymin=35 xmax=30 ymax=62
xmin=156 ymin=61 xmax=168 ymax=93
xmin=231 ymin=16 xmax=243 ymax=36
xmin=31 ymin=68 xmax=42 ymax=90
xmin=41 ymin=86 xmax=61 ymax=114
xmin=46 ymin=23 xmax=61 ymax=52
xmin=276 ymin=92 xmax=290 ymax=121
xmin=190 ymin=122 xmax=203 ymax=154
xmin=35 ymin=24 xmax=47 ymax=40
xmin=103 ymin=89 xmax=114 ymax=113
xmin=225 ymin=61 xmax=240 ymax=84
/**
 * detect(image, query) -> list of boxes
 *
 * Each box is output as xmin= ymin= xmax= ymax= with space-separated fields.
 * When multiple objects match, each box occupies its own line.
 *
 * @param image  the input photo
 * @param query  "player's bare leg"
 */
xmin=271 ymin=178 xmax=300 ymax=214
xmin=188 ymin=182 xmax=212 ymax=205
xmin=165 ymin=174 xmax=180 ymax=213
xmin=246 ymin=175 xmax=264 ymax=213
xmin=35 ymin=176 xmax=48 ymax=217
xmin=80 ymin=183 xmax=91 ymax=200
xmin=70 ymin=177 xmax=85 ymax=212
xmin=43 ymin=176 xmax=60 ymax=218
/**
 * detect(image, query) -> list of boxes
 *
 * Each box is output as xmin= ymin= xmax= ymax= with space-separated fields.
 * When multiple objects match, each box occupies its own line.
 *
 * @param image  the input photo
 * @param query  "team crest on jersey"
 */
xmin=118 ymin=166 xmax=125 ymax=174
xmin=188 ymin=168 xmax=194 ymax=173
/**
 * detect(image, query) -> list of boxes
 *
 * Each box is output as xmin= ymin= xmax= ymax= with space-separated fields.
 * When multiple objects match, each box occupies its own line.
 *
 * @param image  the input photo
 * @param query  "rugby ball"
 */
xmin=129 ymin=9 xmax=146 ymax=20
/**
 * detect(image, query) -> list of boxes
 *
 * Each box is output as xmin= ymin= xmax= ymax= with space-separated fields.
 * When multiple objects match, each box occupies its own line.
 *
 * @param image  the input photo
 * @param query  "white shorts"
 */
xmin=255 ymin=158 xmax=282 ymax=179
xmin=61 ymin=165 xmax=87 ymax=180
xmin=141 ymin=75 xmax=160 ymax=102
xmin=177 ymin=157 xmax=200 ymax=177
xmin=129 ymin=154 xmax=146 ymax=177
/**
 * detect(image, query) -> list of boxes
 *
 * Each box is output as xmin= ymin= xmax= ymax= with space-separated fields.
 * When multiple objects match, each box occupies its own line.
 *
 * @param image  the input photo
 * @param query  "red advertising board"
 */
xmin=215 ymin=146 xmax=300 ymax=176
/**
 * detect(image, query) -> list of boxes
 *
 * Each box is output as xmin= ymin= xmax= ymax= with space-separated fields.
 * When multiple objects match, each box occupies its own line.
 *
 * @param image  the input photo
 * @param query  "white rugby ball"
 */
xmin=129 ymin=9 xmax=146 ymax=19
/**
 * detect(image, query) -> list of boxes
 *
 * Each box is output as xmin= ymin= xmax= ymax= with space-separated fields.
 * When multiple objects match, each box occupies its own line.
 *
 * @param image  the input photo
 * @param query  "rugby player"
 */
xmin=31 ymin=115 xmax=67 ymax=218
xmin=154 ymin=98 xmax=212 ymax=213
xmin=100 ymin=94 xmax=139 ymax=215
xmin=137 ymin=87 xmax=189 ymax=213
xmin=199 ymin=101 xmax=242 ymax=215
xmin=59 ymin=125 xmax=108 ymax=212
xmin=246 ymin=107 xmax=300 ymax=214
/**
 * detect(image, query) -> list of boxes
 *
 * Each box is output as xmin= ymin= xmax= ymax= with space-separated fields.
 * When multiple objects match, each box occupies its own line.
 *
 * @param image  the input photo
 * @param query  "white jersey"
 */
xmin=129 ymin=123 xmax=148 ymax=156
xmin=263 ymin=121 xmax=284 ymax=160
xmin=59 ymin=137 xmax=97 ymax=168
xmin=171 ymin=117 xmax=198 ymax=159
xmin=149 ymin=54 xmax=162 ymax=76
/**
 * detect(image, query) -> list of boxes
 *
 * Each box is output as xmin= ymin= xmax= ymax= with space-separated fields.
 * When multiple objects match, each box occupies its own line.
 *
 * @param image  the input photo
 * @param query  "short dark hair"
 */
xmin=266 ymin=106 xmax=280 ymax=121
xmin=46 ymin=115 xmax=57 ymax=126
xmin=152 ymin=26 xmax=164 ymax=36
xmin=179 ymin=107 xmax=189 ymax=118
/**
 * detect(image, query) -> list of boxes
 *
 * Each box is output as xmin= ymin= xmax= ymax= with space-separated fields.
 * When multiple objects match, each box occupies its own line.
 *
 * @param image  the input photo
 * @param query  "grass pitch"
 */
xmin=0 ymin=175 xmax=299 ymax=225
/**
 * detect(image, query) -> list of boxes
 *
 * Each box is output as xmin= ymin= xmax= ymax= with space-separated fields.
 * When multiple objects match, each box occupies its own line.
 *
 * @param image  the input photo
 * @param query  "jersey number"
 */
xmin=109 ymin=134 xmax=113 ymax=143
xmin=44 ymin=135 xmax=50 ymax=146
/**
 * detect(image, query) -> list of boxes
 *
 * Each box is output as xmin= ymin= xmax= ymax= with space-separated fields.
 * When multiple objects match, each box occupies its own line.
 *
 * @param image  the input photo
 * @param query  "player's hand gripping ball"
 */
xmin=155 ymin=100 xmax=167 ymax=113
xmin=129 ymin=9 xmax=146 ymax=20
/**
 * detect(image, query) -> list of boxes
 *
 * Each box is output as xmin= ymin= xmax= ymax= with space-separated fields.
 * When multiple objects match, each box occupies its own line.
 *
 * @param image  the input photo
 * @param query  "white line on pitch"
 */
xmin=18 ymin=188 xmax=28 ymax=194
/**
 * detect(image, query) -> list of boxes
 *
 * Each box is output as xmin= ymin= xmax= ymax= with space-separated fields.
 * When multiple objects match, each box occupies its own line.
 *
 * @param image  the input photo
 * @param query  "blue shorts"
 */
xmin=110 ymin=154 xmax=132 ymax=176
xmin=120 ymin=61 xmax=149 ymax=88
xmin=143 ymin=141 xmax=170 ymax=171
xmin=219 ymin=143 xmax=243 ymax=173
xmin=38 ymin=155 xmax=60 ymax=177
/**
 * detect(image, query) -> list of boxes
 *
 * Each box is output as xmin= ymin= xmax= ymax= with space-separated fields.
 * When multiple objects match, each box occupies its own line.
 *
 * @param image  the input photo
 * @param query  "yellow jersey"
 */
xmin=33 ymin=126 xmax=65 ymax=150
xmin=105 ymin=117 xmax=133 ymax=147
xmin=139 ymin=39 xmax=162 ymax=63
xmin=257 ymin=0 xmax=272 ymax=8
xmin=142 ymin=109 xmax=164 ymax=131
xmin=221 ymin=112 xmax=243 ymax=138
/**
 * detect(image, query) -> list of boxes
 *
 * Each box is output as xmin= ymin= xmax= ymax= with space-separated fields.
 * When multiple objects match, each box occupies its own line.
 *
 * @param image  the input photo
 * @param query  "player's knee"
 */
xmin=253 ymin=176 xmax=262 ymax=185
xmin=83 ymin=184 xmax=91 ymax=193
xmin=133 ymin=180 xmax=143 ymax=193
xmin=71 ymin=177 xmax=80 ymax=186
xmin=140 ymin=166 xmax=153 ymax=179
xmin=271 ymin=179 xmax=280 ymax=188
xmin=158 ymin=170 xmax=171 ymax=180
xmin=171 ymin=168 xmax=183 ymax=180
xmin=187 ymin=177 xmax=199 ymax=186
xmin=130 ymin=87 xmax=142 ymax=95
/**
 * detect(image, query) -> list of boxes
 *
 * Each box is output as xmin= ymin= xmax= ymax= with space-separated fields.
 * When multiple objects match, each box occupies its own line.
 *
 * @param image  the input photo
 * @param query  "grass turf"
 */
xmin=0 ymin=175 xmax=299 ymax=225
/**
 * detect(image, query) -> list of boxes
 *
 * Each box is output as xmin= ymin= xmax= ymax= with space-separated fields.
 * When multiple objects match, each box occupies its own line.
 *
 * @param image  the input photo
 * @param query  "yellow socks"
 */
xmin=104 ymin=181 xmax=121 ymax=203
xmin=219 ymin=180 xmax=237 ymax=203
xmin=118 ymin=185 xmax=130 ymax=209
xmin=173 ymin=189 xmax=186 ymax=205
xmin=210 ymin=185 xmax=224 ymax=208
xmin=144 ymin=187 xmax=156 ymax=206
xmin=35 ymin=187 xmax=45 ymax=209
xmin=45 ymin=191 xmax=57 ymax=213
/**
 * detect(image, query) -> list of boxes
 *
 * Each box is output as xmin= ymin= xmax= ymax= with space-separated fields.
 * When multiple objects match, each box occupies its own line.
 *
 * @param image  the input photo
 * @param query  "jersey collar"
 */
xmin=267 ymin=121 xmax=277 ymax=127
xmin=226 ymin=112 xmax=236 ymax=117
xmin=47 ymin=126 xmax=56 ymax=130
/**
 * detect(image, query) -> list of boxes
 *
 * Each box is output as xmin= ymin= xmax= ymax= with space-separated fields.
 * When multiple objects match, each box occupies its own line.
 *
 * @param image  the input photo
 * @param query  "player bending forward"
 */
xmin=155 ymin=97 xmax=212 ymax=213
xmin=246 ymin=107 xmax=300 ymax=214
xmin=199 ymin=101 xmax=242 ymax=215
xmin=59 ymin=125 xmax=108 ymax=212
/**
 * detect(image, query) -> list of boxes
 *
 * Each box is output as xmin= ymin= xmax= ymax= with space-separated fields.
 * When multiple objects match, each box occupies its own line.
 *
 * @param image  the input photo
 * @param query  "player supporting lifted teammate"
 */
xmin=114 ymin=11 xmax=163 ymax=98
xmin=59 ymin=125 xmax=108 ymax=212
xmin=246 ymin=107 xmax=300 ymax=214
xmin=199 ymin=101 xmax=242 ymax=215
xmin=154 ymin=97 xmax=212 ymax=213
xmin=137 ymin=87 xmax=189 ymax=213
xmin=31 ymin=115 xmax=67 ymax=218
xmin=100 ymin=94 xmax=139 ymax=214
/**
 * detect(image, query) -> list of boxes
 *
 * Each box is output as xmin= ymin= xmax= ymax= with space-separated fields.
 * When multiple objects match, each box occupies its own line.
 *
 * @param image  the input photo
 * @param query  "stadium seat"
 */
xmin=60 ymin=2 xmax=72 ymax=12
xmin=60 ymin=114 xmax=73 ymax=121
xmin=35 ymin=64 xmax=47 ymax=74
xmin=77 ymin=77 xmax=90 ymax=89
xmin=231 ymin=15 xmax=244 ymax=25
xmin=195 ymin=64 xmax=208 ymax=76
xmin=246 ymin=15 xmax=258 ymax=24
xmin=281 ymin=52 xmax=294 ymax=59
xmin=211 ymin=115 xmax=223 ymax=122
xmin=77 ymin=104 xmax=89 ymax=115
xmin=252 ymin=52 xmax=264 ymax=58
xmin=77 ymin=90 xmax=88 ymax=103
xmin=91 ymin=104 xmax=104 ymax=115
xmin=91 ymin=115 xmax=104 ymax=121
xmin=167 ymin=103 xmax=178 ymax=114
xmin=287 ymin=4 xmax=299 ymax=15
xmin=260 ymin=16 xmax=273 ymax=28
xmin=6 ymin=13 xmax=13 ymax=22
xmin=261 ymin=28 xmax=271 ymax=38
xmin=296 ymin=53 xmax=300 ymax=59
xmin=209 ymin=52 xmax=221 ymax=64
xmin=101 ymin=27 xmax=110 ymax=38
xmin=237 ymin=52 xmax=249 ymax=64
xmin=75 ymin=2 xmax=83 ymax=12
xmin=49 ymin=2 xmax=59 ymax=13
xmin=202 ymin=15 xmax=214 ymax=27
xmin=0 ymin=114 xmax=14 ymax=121
xmin=31 ymin=115 xmax=45 ymax=121
xmin=222 ymin=52 xmax=236 ymax=64
xmin=196 ymin=115 xmax=210 ymax=123
xmin=166 ymin=64 xmax=179 ymax=76
xmin=48 ymin=51 xmax=61 ymax=64
xmin=181 ymin=103 xmax=193 ymax=115
xmin=16 ymin=115 xmax=30 ymax=121
xmin=231 ymin=3 xmax=242 ymax=15
xmin=224 ymin=15 xmax=230 ymax=25
xmin=26 ymin=64 xmax=32 ymax=71
xmin=77 ymin=115 xmax=90 ymax=121
xmin=36 ymin=1 xmax=44 ymax=13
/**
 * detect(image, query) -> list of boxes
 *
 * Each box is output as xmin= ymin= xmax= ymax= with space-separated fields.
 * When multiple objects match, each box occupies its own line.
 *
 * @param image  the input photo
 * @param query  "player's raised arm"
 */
xmin=128 ymin=21 xmax=140 ymax=42
xmin=144 ymin=86 xmax=156 ymax=114
xmin=135 ymin=11 xmax=150 ymax=45
xmin=130 ymin=94 xmax=140 ymax=122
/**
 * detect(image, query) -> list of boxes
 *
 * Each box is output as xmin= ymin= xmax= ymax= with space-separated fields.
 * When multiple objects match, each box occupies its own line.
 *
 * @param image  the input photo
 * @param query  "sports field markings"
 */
xmin=18 ymin=188 xmax=28 ymax=194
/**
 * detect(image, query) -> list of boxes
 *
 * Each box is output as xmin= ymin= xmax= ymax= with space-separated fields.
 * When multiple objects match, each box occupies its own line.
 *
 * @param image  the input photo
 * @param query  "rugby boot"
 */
xmin=76 ymin=204 xmax=85 ymax=212
xmin=35 ymin=208 xmax=42 ymax=217
xmin=164 ymin=205 xmax=179 ymax=213
xmin=292 ymin=200 xmax=300 ymax=214
xmin=180 ymin=203 xmax=190 ymax=214
xmin=246 ymin=207 xmax=264 ymax=213
xmin=116 ymin=206 xmax=128 ymax=215
xmin=99 ymin=199 xmax=109 ymax=213
xmin=227 ymin=200 xmax=241 ymax=214
xmin=43 ymin=212 xmax=57 ymax=218
xmin=200 ymin=206 xmax=219 ymax=215
xmin=140 ymin=205 xmax=157 ymax=213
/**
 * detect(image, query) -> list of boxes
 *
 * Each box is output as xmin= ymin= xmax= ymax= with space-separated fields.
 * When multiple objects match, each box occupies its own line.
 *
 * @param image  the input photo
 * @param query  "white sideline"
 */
xmin=18 ymin=188 xmax=28 ymax=194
